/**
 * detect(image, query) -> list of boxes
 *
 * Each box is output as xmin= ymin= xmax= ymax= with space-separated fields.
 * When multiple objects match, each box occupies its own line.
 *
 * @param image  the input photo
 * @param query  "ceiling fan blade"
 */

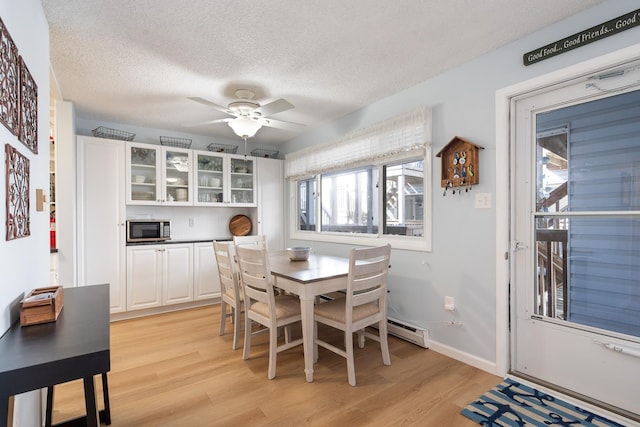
xmin=188 ymin=97 xmax=234 ymax=115
xmin=258 ymin=117 xmax=305 ymax=131
xmin=253 ymin=99 xmax=294 ymax=117
xmin=183 ymin=117 xmax=233 ymax=127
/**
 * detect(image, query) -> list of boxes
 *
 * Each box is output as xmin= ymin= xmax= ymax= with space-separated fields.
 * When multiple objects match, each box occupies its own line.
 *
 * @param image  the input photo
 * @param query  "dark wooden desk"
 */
xmin=0 ymin=284 xmax=111 ymax=427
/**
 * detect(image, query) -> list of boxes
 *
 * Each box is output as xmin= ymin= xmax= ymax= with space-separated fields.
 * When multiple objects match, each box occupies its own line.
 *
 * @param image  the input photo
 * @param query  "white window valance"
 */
xmin=285 ymin=106 xmax=431 ymax=179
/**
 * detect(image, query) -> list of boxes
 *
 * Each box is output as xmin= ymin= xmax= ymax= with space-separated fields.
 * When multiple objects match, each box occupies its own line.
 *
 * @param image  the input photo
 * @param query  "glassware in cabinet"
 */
xmin=195 ymin=152 xmax=224 ymax=204
xmin=128 ymin=144 xmax=159 ymax=204
xmin=229 ymin=156 xmax=255 ymax=205
xmin=127 ymin=143 xmax=192 ymax=205
xmin=164 ymin=149 xmax=192 ymax=203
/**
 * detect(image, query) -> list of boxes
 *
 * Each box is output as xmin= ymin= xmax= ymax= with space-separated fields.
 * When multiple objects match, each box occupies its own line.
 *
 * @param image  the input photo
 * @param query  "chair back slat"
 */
xmin=347 ymin=244 xmax=391 ymax=310
xmin=213 ymin=241 xmax=240 ymax=298
xmin=235 ymin=245 xmax=274 ymax=308
xmin=233 ymin=235 xmax=267 ymax=249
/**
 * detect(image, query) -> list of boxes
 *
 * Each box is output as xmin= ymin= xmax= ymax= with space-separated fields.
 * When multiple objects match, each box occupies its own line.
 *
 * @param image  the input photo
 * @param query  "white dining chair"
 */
xmin=233 ymin=234 xmax=267 ymax=249
xmin=313 ymin=244 xmax=392 ymax=386
xmin=235 ymin=244 xmax=303 ymax=379
xmin=213 ymin=241 xmax=244 ymax=350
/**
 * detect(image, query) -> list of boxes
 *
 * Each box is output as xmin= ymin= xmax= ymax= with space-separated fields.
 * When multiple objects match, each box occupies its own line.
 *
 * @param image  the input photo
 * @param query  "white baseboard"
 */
xmin=110 ymin=298 xmax=220 ymax=322
xmin=427 ymin=338 xmax=498 ymax=376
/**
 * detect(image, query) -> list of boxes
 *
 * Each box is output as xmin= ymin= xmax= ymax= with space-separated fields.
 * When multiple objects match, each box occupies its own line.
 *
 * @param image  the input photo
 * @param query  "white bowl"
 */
xmin=209 ymin=177 xmax=221 ymax=187
xmin=287 ymin=247 xmax=311 ymax=261
xmin=176 ymin=189 xmax=188 ymax=201
xmin=134 ymin=175 xmax=145 ymax=183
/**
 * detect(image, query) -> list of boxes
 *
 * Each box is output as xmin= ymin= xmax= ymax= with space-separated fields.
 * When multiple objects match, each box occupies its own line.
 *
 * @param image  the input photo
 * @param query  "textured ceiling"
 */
xmin=42 ymin=0 xmax=603 ymax=145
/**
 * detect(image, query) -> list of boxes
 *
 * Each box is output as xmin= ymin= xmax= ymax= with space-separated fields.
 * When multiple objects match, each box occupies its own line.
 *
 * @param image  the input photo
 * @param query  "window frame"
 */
xmin=289 ymin=150 xmax=432 ymax=252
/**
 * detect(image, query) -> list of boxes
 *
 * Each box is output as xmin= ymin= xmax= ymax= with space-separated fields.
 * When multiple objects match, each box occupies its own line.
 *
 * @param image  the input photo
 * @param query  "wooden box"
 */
xmin=20 ymin=286 xmax=64 ymax=326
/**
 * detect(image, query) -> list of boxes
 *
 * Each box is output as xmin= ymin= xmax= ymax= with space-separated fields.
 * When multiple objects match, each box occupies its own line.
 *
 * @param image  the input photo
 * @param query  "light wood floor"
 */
xmin=51 ymin=304 xmax=501 ymax=426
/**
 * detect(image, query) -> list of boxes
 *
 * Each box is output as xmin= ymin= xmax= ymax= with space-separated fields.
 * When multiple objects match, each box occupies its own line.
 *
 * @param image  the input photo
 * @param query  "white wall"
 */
xmin=281 ymin=0 xmax=640 ymax=371
xmin=0 ymin=0 xmax=50 ymax=425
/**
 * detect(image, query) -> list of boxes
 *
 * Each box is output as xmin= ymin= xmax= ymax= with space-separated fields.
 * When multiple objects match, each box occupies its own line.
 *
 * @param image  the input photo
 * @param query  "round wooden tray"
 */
xmin=229 ymin=214 xmax=252 ymax=236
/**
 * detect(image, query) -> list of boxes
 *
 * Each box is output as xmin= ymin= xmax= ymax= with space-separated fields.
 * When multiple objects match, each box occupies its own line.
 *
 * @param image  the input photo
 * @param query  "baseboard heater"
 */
xmin=370 ymin=316 xmax=429 ymax=348
xmin=318 ymin=295 xmax=429 ymax=348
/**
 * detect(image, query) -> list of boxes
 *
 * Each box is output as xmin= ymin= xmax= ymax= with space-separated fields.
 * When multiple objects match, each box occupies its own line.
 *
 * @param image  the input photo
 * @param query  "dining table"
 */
xmin=269 ymin=251 xmax=350 ymax=383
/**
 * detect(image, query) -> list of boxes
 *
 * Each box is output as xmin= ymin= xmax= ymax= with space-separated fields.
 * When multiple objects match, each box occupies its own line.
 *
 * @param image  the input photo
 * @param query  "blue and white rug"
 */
xmin=461 ymin=378 xmax=626 ymax=426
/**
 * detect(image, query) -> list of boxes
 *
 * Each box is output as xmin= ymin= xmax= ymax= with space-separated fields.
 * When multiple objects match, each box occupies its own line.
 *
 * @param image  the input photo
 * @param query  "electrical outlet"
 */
xmin=444 ymin=296 xmax=455 ymax=311
xmin=188 ymin=217 xmax=195 ymax=227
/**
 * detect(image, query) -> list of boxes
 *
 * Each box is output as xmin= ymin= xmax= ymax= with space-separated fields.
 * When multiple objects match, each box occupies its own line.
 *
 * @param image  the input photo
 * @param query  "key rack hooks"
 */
xmin=435 ymin=136 xmax=484 ymax=196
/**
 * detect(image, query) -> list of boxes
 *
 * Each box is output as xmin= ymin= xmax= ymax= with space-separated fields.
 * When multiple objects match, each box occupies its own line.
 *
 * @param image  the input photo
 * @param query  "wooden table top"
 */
xmin=269 ymin=252 xmax=349 ymax=284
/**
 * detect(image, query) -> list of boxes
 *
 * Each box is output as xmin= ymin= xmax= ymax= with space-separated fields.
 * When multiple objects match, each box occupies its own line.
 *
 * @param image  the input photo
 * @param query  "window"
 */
xmin=384 ymin=159 xmax=424 ymax=237
xmin=287 ymin=107 xmax=432 ymax=251
xmin=320 ymin=166 xmax=378 ymax=234
xmin=293 ymin=156 xmax=429 ymax=250
xmin=297 ymin=178 xmax=316 ymax=231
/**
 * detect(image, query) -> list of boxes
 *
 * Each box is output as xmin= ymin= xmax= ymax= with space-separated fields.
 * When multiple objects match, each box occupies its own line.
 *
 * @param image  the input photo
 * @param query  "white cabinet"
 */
xmin=126 ymin=243 xmax=193 ymax=311
xmin=126 ymin=142 xmax=193 ymax=205
xmin=193 ymin=151 xmax=225 ymax=205
xmin=163 ymin=244 xmax=194 ymax=305
xmin=76 ymin=136 xmax=127 ymax=313
xmin=256 ymin=157 xmax=285 ymax=251
xmin=193 ymin=149 xmax=256 ymax=206
xmin=127 ymin=245 xmax=162 ymax=310
xmin=228 ymin=154 xmax=256 ymax=206
xmin=193 ymin=242 xmax=221 ymax=300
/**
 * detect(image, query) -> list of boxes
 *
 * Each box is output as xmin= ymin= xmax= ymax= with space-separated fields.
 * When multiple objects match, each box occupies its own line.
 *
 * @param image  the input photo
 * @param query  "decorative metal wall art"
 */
xmin=5 ymin=143 xmax=30 ymax=240
xmin=0 ymin=17 xmax=20 ymax=135
xmin=18 ymin=56 xmax=37 ymax=153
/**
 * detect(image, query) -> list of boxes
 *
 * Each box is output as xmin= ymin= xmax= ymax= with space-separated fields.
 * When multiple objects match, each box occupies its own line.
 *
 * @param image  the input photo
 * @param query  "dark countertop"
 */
xmin=126 ymin=237 xmax=232 ymax=246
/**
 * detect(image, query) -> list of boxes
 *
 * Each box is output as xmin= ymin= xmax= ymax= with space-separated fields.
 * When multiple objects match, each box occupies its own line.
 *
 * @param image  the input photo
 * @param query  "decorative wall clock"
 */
xmin=435 ymin=136 xmax=484 ymax=196
xmin=5 ymin=143 xmax=30 ymax=240
xmin=0 ymin=17 xmax=20 ymax=136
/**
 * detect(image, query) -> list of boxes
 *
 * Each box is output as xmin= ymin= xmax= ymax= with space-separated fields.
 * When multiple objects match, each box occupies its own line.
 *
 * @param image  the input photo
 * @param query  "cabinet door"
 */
xmin=256 ymin=157 xmax=285 ymax=251
xmin=193 ymin=242 xmax=221 ymax=300
xmin=228 ymin=155 xmax=256 ymax=206
xmin=127 ymin=143 xmax=193 ymax=205
xmin=76 ymin=136 xmax=126 ymax=313
xmin=163 ymin=148 xmax=193 ymax=205
xmin=163 ymin=244 xmax=194 ymax=305
xmin=127 ymin=246 xmax=163 ymax=310
xmin=127 ymin=142 xmax=161 ymax=205
xmin=194 ymin=150 xmax=225 ymax=205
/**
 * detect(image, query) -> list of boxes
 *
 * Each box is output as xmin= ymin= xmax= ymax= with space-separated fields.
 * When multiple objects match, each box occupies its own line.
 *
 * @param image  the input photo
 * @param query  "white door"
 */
xmin=256 ymin=157 xmax=285 ymax=251
xmin=76 ymin=136 xmax=126 ymax=313
xmin=512 ymin=59 xmax=640 ymax=415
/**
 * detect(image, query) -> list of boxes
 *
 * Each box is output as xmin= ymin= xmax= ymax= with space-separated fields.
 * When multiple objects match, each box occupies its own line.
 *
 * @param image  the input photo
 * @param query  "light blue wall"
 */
xmin=281 ymin=0 xmax=640 ymax=364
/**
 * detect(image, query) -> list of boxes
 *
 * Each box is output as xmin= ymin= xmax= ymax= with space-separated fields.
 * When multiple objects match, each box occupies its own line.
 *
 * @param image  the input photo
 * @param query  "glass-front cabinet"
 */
xmin=229 ymin=155 xmax=255 ymax=206
xmin=193 ymin=150 xmax=256 ymax=206
xmin=127 ymin=142 xmax=193 ymax=205
xmin=194 ymin=151 xmax=225 ymax=205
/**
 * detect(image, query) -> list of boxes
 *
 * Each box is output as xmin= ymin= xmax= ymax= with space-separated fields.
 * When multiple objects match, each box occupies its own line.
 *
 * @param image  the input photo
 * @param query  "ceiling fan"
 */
xmin=187 ymin=89 xmax=304 ymax=138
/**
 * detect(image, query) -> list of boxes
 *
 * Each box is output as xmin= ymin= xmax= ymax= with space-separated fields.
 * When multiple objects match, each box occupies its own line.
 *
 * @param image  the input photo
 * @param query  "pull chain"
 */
xmin=243 ymin=136 xmax=248 ymax=159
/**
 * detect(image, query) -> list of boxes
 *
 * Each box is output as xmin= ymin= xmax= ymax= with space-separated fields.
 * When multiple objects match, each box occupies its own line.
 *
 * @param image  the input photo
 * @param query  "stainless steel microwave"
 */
xmin=126 ymin=219 xmax=171 ymax=243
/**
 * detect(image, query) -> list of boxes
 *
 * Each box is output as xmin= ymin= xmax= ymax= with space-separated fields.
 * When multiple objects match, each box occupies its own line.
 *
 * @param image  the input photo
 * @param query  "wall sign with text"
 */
xmin=524 ymin=9 xmax=640 ymax=66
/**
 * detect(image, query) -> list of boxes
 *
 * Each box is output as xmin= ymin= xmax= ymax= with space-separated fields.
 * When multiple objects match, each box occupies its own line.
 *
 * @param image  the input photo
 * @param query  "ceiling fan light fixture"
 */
xmin=228 ymin=116 xmax=262 ymax=138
